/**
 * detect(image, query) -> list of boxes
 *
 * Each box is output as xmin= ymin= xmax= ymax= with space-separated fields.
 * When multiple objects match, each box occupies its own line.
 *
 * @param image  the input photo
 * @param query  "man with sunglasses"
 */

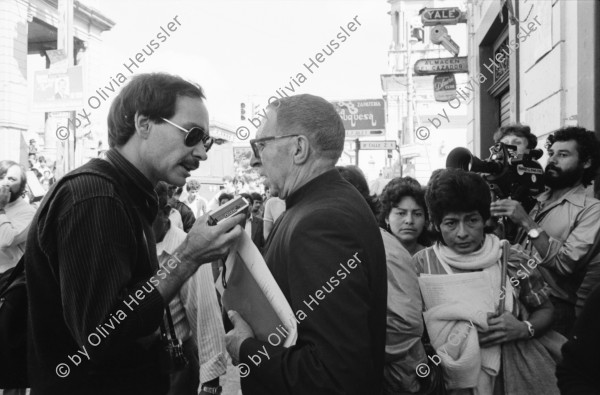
xmin=225 ymin=94 xmax=387 ymax=395
xmin=25 ymin=73 xmax=242 ymax=395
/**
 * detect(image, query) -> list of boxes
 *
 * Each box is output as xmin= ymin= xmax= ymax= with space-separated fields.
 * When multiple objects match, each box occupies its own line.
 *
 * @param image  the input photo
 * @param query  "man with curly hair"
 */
xmin=491 ymin=126 xmax=600 ymax=336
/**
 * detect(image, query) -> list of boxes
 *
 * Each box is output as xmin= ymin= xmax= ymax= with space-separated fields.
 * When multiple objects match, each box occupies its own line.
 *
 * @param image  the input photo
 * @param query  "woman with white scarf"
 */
xmin=412 ymin=169 xmax=565 ymax=395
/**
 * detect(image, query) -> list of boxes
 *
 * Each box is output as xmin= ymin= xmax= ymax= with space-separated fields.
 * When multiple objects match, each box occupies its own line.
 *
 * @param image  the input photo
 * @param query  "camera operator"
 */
xmin=493 ymin=124 xmax=538 ymax=156
xmin=490 ymin=126 xmax=600 ymax=336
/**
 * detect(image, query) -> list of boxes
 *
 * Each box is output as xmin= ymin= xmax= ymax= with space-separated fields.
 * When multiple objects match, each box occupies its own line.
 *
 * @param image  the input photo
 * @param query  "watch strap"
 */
xmin=200 ymin=385 xmax=222 ymax=394
xmin=527 ymin=227 xmax=544 ymax=239
xmin=523 ymin=320 xmax=535 ymax=338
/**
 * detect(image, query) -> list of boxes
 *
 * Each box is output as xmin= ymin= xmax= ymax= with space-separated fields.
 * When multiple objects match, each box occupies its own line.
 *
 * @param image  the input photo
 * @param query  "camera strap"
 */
xmin=160 ymin=299 xmax=178 ymax=342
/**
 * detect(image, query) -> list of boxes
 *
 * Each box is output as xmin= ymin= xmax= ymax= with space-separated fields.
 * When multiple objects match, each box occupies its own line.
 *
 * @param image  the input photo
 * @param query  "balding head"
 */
xmin=250 ymin=94 xmax=346 ymax=199
xmin=267 ymin=94 xmax=345 ymax=163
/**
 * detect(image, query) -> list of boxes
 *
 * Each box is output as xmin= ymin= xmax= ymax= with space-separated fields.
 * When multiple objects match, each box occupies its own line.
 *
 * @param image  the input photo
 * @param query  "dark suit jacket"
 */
xmin=250 ymin=215 xmax=265 ymax=250
xmin=240 ymin=169 xmax=387 ymax=395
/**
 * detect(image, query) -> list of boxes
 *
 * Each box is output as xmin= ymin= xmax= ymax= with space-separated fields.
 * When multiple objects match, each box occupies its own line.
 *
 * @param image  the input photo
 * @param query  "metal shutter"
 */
xmin=499 ymin=90 xmax=511 ymax=126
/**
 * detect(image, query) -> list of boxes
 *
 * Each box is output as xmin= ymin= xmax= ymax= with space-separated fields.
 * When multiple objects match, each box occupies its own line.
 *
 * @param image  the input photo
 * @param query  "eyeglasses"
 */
xmin=161 ymin=118 xmax=213 ymax=151
xmin=250 ymin=134 xmax=301 ymax=160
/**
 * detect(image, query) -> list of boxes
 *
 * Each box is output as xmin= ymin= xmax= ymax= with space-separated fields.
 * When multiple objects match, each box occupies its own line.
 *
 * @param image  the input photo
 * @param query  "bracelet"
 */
xmin=200 ymin=385 xmax=222 ymax=394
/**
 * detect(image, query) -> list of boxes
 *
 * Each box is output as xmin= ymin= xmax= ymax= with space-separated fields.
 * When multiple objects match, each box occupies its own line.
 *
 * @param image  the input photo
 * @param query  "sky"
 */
xmin=84 ymin=0 xmax=392 ymax=132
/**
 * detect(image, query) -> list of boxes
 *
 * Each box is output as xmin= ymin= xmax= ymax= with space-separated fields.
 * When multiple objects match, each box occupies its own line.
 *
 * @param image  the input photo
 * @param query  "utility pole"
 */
xmin=406 ymin=21 xmax=414 ymax=146
xmin=55 ymin=0 xmax=75 ymax=177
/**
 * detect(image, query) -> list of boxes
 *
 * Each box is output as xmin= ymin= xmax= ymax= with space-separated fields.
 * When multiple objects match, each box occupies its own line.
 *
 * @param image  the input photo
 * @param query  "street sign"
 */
xmin=421 ymin=7 xmax=466 ymax=26
xmin=331 ymin=99 xmax=386 ymax=138
xmin=359 ymin=140 xmax=396 ymax=150
xmin=430 ymin=25 xmax=460 ymax=56
xmin=434 ymin=73 xmax=457 ymax=102
xmin=414 ymin=56 xmax=468 ymax=75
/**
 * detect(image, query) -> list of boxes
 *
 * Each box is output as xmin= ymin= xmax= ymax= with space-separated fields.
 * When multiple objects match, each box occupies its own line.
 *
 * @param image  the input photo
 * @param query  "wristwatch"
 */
xmin=527 ymin=227 xmax=544 ymax=240
xmin=200 ymin=385 xmax=222 ymax=395
xmin=523 ymin=320 xmax=535 ymax=338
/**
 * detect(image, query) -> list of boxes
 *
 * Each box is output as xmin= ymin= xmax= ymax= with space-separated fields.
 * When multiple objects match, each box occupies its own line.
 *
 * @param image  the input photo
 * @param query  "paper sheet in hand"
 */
xmin=219 ymin=232 xmax=297 ymax=347
xmin=418 ymin=272 xmax=495 ymax=313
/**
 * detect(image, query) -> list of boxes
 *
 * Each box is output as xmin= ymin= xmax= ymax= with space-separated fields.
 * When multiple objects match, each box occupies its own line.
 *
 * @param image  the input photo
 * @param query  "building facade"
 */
xmin=383 ymin=0 xmax=469 ymax=185
xmin=466 ymin=0 xmax=599 ymax=160
xmin=0 ymin=0 xmax=114 ymax=168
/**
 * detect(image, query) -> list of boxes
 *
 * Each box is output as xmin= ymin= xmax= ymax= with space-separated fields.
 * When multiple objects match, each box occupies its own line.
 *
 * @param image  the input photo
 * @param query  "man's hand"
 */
xmin=155 ymin=214 xmax=244 ymax=302
xmin=0 ymin=185 xmax=10 ymax=210
xmin=178 ymin=213 xmax=245 ymax=265
xmin=225 ymin=310 xmax=255 ymax=363
xmin=490 ymin=199 xmax=536 ymax=230
xmin=478 ymin=312 xmax=529 ymax=347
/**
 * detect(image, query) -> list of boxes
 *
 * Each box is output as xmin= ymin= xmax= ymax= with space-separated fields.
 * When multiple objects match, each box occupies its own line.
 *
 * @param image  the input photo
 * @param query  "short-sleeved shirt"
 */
xmin=263 ymin=197 xmax=285 ymax=224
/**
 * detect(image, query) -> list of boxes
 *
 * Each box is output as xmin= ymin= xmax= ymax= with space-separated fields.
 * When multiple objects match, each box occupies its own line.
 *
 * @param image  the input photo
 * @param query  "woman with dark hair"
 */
xmin=379 ymin=177 xmax=430 ymax=256
xmin=337 ymin=166 xmax=436 ymax=395
xmin=413 ymin=169 xmax=564 ymax=395
xmin=335 ymin=166 xmax=381 ymax=216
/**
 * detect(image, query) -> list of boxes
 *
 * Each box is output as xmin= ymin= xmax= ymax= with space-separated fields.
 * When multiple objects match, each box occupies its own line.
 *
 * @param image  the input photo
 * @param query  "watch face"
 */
xmin=528 ymin=229 xmax=540 ymax=238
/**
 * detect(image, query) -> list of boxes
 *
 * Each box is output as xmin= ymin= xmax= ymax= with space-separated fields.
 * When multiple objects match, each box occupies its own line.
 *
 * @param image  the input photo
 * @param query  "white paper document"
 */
xmin=219 ymin=232 xmax=298 ymax=348
xmin=418 ymin=271 xmax=495 ymax=314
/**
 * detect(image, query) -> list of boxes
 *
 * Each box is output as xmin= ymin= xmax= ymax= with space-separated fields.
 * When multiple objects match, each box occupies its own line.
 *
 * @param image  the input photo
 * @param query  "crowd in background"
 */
xmin=2 ymin=73 xmax=600 ymax=395
xmin=26 ymin=140 xmax=56 ymax=193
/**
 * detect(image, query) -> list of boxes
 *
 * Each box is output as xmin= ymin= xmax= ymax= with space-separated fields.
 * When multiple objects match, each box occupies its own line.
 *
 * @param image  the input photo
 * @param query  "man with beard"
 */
xmin=0 ymin=161 xmax=35 ymax=274
xmin=491 ymin=126 xmax=600 ymax=336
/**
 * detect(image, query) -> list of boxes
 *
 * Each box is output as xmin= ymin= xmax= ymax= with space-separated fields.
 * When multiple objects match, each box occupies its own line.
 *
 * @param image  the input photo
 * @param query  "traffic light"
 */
xmin=240 ymin=103 xmax=246 ymax=121
xmin=387 ymin=149 xmax=393 ymax=159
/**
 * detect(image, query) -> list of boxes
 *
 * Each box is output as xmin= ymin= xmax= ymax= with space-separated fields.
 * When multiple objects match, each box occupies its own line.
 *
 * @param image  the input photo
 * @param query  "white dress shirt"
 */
xmin=156 ymin=226 xmax=227 ymax=384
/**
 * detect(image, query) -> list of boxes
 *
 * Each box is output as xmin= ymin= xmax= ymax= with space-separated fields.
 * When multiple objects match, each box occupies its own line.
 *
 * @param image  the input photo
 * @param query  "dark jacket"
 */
xmin=240 ymin=169 xmax=387 ymax=395
xmin=557 ymin=283 xmax=600 ymax=394
xmin=250 ymin=215 xmax=265 ymax=250
xmin=170 ymin=199 xmax=196 ymax=233
xmin=25 ymin=149 xmax=168 ymax=395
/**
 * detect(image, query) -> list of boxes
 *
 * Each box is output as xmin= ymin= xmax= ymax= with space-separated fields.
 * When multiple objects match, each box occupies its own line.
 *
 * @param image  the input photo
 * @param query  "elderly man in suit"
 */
xmin=225 ymin=94 xmax=387 ymax=395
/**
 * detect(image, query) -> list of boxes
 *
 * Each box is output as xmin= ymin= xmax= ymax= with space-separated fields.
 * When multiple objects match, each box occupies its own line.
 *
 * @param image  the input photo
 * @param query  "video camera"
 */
xmin=446 ymin=142 xmax=545 ymax=208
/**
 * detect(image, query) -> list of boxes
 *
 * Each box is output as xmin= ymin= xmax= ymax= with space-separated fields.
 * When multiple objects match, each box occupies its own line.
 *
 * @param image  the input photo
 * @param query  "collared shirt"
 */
xmin=525 ymin=185 xmax=600 ymax=305
xmin=245 ymin=215 xmax=253 ymax=238
xmin=156 ymin=225 xmax=227 ymax=384
xmin=263 ymin=197 xmax=285 ymax=224
xmin=0 ymin=197 xmax=35 ymax=273
xmin=169 ymin=208 xmax=184 ymax=231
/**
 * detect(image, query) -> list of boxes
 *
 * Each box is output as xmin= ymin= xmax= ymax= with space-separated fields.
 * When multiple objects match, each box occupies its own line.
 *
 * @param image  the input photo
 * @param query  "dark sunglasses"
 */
xmin=249 ymin=134 xmax=301 ymax=160
xmin=161 ymin=118 xmax=213 ymax=151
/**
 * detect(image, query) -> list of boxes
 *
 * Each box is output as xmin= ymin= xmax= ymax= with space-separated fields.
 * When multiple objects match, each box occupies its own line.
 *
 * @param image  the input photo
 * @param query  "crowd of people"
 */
xmin=27 ymin=141 xmax=57 ymax=193
xmin=1 ymin=72 xmax=599 ymax=395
